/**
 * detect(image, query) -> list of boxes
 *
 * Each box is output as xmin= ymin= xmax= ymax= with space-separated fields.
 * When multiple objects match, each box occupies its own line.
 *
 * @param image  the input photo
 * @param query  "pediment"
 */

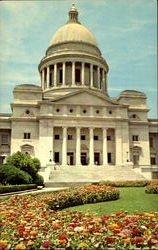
xmin=52 ymin=90 xmax=118 ymax=106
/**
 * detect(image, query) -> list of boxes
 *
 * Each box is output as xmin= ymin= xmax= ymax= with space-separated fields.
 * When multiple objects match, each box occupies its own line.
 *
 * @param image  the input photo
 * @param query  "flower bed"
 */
xmin=0 ymin=192 xmax=158 ymax=249
xmin=145 ymin=182 xmax=158 ymax=194
xmin=48 ymin=185 xmax=119 ymax=210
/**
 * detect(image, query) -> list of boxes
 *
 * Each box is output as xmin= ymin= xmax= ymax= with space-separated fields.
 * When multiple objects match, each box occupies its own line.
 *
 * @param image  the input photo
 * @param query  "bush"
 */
xmin=6 ymin=152 xmax=41 ymax=178
xmin=0 ymin=164 xmax=32 ymax=185
xmin=48 ymin=185 xmax=119 ymax=210
xmin=0 ymin=184 xmax=37 ymax=194
xmin=33 ymin=173 xmax=44 ymax=186
xmin=97 ymin=180 xmax=151 ymax=187
xmin=145 ymin=182 xmax=158 ymax=194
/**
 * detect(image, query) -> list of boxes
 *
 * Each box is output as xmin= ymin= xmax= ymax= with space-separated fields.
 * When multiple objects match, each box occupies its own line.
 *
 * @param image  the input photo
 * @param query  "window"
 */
xmin=83 ymin=109 xmax=87 ymax=114
xmin=94 ymin=135 xmax=98 ymax=140
xmin=55 ymin=134 xmax=60 ymax=140
xmin=132 ymin=114 xmax=136 ymax=118
xmin=68 ymin=135 xmax=73 ymax=140
xmin=75 ymin=69 xmax=81 ymax=83
xmin=109 ymin=110 xmax=112 ymax=114
xmin=132 ymin=135 xmax=139 ymax=141
xmin=107 ymin=136 xmax=111 ymax=141
xmin=69 ymin=109 xmax=73 ymax=113
xmin=59 ymin=69 xmax=62 ymax=83
xmin=149 ymin=137 xmax=153 ymax=147
xmin=24 ymin=133 xmax=31 ymax=139
xmin=56 ymin=108 xmax=60 ymax=112
xmin=81 ymin=135 xmax=86 ymax=140
xmin=151 ymin=157 xmax=156 ymax=165
xmin=25 ymin=109 xmax=30 ymax=115
xmin=96 ymin=110 xmax=100 ymax=114
xmin=1 ymin=135 xmax=9 ymax=145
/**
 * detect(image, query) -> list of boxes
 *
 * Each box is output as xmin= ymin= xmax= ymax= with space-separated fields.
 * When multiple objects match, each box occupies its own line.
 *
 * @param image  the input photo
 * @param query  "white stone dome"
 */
xmin=49 ymin=23 xmax=97 ymax=47
xmin=49 ymin=4 xmax=98 ymax=48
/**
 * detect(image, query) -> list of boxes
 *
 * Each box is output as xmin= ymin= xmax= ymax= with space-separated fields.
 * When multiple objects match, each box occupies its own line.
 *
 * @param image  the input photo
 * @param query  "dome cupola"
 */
xmin=39 ymin=4 xmax=109 ymax=96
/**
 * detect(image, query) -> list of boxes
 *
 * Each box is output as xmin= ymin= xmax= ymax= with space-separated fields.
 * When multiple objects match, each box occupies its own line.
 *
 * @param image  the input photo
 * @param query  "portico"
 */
xmin=45 ymin=126 xmax=119 ymax=166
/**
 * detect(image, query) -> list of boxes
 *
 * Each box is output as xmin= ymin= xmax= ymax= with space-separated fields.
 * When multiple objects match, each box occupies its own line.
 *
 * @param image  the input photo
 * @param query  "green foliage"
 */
xmin=0 ymin=164 xmax=32 ymax=185
xmin=48 ymin=185 xmax=119 ymax=211
xmin=67 ymin=187 xmax=158 ymax=215
xmin=97 ymin=180 xmax=151 ymax=187
xmin=33 ymin=173 xmax=44 ymax=186
xmin=145 ymin=182 xmax=158 ymax=194
xmin=6 ymin=151 xmax=40 ymax=178
xmin=0 ymin=184 xmax=37 ymax=194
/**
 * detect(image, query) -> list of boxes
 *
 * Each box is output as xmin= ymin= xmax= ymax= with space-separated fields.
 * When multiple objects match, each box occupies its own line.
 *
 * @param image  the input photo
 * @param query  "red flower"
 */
xmin=105 ymin=236 xmax=116 ymax=244
xmin=133 ymin=237 xmax=145 ymax=244
xmin=131 ymin=228 xmax=141 ymax=235
xmin=42 ymin=241 xmax=51 ymax=248
xmin=58 ymin=233 xmax=67 ymax=241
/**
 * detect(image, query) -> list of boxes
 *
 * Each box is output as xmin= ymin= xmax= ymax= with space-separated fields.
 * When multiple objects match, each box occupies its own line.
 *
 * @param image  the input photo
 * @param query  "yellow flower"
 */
xmin=145 ymin=213 xmax=155 ymax=217
xmin=27 ymin=240 xmax=34 ymax=246
xmin=78 ymin=242 xmax=88 ymax=248
xmin=15 ymin=243 xmax=26 ymax=249
xmin=122 ymin=238 xmax=131 ymax=244
xmin=0 ymin=240 xmax=8 ymax=249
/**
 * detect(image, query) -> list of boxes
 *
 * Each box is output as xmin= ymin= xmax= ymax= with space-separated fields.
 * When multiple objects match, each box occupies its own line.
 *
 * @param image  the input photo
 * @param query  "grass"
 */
xmin=66 ymin=187 xmax=158 ymax=215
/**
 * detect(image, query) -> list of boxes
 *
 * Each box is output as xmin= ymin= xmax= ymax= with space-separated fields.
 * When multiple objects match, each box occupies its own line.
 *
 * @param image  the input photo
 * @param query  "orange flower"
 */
xmin=30 ymin=230 xmax=38 ymax=237
xmin=0 ymin=240 xmax=7 ymax=250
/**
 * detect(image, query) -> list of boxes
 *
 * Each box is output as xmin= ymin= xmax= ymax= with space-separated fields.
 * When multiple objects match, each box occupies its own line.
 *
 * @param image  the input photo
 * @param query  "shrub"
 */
xmin=145 ymin=182 xmax=158 ymax=194
xmin=33 ymin=173 xmax=44 ymax=186
xmin=0 ymin=164 xmax=32 ymax=185
xmin=0 ymin=184 xmax=37 ymax=194
xmin=6 ymin=152 xmax=41 ymax=178
xmin=97 ymin=180 xmax=151 ymax=187
xmin=48 ymin=185 xmax=119 ymax=210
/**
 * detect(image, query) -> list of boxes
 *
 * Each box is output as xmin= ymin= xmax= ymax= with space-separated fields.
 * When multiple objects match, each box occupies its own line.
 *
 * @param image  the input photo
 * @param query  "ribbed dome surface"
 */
xmin=49 ymin=23 xmax=97 ymax=47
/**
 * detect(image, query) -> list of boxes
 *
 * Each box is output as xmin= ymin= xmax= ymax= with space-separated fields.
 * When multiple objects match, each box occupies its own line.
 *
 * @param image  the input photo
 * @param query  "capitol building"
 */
xmin=0 ymin=5 xmax=158 ymax=181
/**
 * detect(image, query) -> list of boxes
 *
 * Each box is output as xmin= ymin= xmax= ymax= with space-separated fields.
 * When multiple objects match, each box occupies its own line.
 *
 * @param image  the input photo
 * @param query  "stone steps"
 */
xmin=45 ymin=165 xmax=146 ymax=186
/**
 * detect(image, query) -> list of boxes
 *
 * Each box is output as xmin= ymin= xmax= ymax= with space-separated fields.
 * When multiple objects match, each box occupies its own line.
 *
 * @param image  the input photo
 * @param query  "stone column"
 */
xmin=89 ymin=128 xmax=94 ymax=165
xmin=42 ymin=69 xmax=45 ymax=89
xmin=115 ymin=127 xmax=123 ymax=165
xmin=54 ymin=63 xmax=57 ymax=87
xmin=81 ymin=62 xmax=85 ymax=86
xmin=97 ymin=66 xmax=100 ymax=89
xmin=62 ymin=127 xmax=67 ymax=165
xmin=103 ymin=128 xmax=107 ymax=165
xmin=76 ymin=127 xmax=81 ymax=165
xmin=90 ymin=64 xmax=93 ymax=88
xmin=72 ymin=61 xmax=75 ymax=86
xmin=46 ymin=66 xmax=50 ymax=89
xmin=62 ymin=62 xmax=66 ymax=86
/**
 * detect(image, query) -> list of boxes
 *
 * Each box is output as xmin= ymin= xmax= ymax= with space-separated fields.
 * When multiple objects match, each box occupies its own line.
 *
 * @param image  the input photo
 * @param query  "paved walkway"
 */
xmin=0 ymin=187 xmax=68 ymax=198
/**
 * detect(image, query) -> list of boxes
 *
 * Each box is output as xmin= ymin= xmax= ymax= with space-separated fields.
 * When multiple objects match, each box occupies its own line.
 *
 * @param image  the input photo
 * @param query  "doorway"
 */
xmin=67 ymin=152 xmax=74 ymax=165
xmin=133 ymin=155 xmax=139 ymax=166
xmin=54 ymin=152 xmax=59 ymax=163
xmin=81 ymin=152 xmax=87 ymax=165
xmin=94 ymin=152 xmax=100 ymax=165
xmin=108 ymin=153 xmax=112 ymax=163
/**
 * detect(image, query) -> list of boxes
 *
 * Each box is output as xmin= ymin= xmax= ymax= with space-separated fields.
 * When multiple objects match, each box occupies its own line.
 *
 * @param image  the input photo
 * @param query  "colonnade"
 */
xmin=41 ymin=61 xmax=107 ymax=91
xmin=52 ymin=126 xmax=108 ymax=165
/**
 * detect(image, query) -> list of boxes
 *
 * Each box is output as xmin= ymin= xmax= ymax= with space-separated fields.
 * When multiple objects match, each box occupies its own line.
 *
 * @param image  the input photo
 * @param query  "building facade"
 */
xmin=0 ymin=5 xmax=158 ymax=179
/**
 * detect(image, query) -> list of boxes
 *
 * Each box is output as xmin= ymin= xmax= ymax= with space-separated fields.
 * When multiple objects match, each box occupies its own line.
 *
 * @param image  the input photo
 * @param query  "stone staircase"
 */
xmin=44 ymin=165 xmax=146 ymax=187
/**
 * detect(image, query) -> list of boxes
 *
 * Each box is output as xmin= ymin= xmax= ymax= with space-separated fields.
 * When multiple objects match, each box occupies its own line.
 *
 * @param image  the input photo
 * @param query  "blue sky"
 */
xmin=0 ymin=0 xmax=157 ymax=118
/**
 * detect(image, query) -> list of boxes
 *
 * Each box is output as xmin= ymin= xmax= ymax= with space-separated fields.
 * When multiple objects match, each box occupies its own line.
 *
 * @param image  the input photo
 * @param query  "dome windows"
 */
xmin=56 ymin=108 xmax=60 ymax=113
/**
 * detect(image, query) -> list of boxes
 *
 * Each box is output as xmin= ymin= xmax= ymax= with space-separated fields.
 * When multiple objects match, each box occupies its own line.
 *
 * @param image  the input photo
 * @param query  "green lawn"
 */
xmin=66 ymin=187 xmax=158 ymax=215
